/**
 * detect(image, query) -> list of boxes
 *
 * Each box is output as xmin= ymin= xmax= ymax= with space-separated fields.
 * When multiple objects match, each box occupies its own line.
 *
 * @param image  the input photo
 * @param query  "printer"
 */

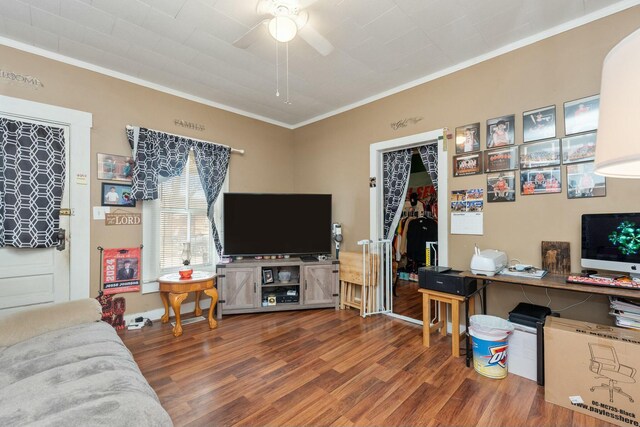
xmin=470 ymin=247 xmax=508 ymax=276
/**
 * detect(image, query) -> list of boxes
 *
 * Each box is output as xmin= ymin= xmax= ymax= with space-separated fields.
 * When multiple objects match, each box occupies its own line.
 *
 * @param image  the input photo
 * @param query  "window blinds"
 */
xmin=159 ymin=154 xmax=212 ymax=271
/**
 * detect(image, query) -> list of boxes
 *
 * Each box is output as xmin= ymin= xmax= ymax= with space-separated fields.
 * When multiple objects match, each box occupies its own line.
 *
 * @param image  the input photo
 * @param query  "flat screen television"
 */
xmin=581 ymin=213 xmax=640 ymax=276
xmin=223 ymin=193 xmax=332 ymax=256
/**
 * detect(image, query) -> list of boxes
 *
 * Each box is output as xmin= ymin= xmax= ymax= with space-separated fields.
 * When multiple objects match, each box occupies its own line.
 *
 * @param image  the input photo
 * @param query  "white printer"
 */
xmin=470 ymin=247 xmax=508 ymax=276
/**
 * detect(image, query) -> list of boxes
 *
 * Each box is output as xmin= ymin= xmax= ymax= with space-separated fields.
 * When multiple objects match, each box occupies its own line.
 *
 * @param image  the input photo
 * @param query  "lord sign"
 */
xmin=105 ymin=212 xmax=141 ymax=226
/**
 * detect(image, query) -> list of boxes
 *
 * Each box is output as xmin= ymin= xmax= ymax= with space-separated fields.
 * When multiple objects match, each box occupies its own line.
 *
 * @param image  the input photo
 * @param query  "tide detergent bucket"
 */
xmin=469 ymin=315 xmax=515 ymax=379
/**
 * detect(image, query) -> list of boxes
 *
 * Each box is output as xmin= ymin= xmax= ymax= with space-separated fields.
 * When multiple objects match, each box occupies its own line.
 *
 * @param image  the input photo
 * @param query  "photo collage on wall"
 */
xmin=453 ymin=94 xmax=605 ymax=201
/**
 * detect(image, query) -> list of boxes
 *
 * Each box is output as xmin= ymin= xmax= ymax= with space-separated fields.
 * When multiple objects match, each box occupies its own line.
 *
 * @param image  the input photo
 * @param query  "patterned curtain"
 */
xmin=418 ymin=143 xmax=438 ymax=191
xmin=127 ymin=127 xmax=231 ymax=255
xmin=0 ymin=118 xmax=66 ymax=248
xmin=127 ymin=127 xmax=192 ymax=200
xmin=193 ymin=142 xmax=231 ymax=256
xmin=382 ymin=149 xmax=412 ymax=240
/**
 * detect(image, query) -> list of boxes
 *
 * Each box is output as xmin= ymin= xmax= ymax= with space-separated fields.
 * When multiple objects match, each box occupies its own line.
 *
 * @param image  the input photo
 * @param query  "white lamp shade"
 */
xmin=268 ymin=16 xmax=297 ymax=43
xmin=595 ymin=28 xmax=640 ymax=178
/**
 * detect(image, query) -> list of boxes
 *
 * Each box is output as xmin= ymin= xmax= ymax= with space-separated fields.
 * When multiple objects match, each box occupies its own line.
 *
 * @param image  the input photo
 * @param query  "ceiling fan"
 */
xmin=233 ymin=0 xmax=334 ymax=56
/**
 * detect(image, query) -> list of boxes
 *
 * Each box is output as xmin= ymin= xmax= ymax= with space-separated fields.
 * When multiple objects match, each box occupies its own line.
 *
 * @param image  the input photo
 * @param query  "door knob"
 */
xmin=56 ymin=228 xmax=66 ymax=251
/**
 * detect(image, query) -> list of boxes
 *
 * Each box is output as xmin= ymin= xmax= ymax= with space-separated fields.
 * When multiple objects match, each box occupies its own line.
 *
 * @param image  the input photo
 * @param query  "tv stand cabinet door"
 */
xmin=303 ymin=264 xmax=337 ymax=306
xmin=221 ymin=267 xmax=258 ymax=311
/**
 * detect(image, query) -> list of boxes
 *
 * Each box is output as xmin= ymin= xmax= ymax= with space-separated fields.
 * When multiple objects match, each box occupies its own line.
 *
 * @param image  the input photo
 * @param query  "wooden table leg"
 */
xmin=169 ymin=292 xmax=188 ymax=337
xmin=439 ymin=301 xmax=447 ymax=336
xmin=423 ymin=293 xmax=431 ymax=347
xmin=160 ymin=292 xmax=170 ymax=324
xmin=452 ymin=300 xmax=461 ymax=357
xmin=468 ymin=296 xmax=475 ymax=317
xmin=194 ymin=290 xmax=203 ymax=317
xmin=340 ymin=281 xmax=345 ymax=310
xmin=204 ymin=287 xmax=218 ymax=329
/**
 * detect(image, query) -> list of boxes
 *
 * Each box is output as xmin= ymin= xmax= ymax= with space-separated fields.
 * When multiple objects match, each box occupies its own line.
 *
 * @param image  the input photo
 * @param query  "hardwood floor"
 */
xmin=392 ymin=279 xmax=422 ymax=320
xmin=121 ymin=308 xmax=614 ymax=427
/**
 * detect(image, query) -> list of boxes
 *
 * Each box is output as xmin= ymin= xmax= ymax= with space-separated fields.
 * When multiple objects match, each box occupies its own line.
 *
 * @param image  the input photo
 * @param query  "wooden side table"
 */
xmin=419 ymin=288 xmax=475 ymax=357
xmin=158 ymin=271 xmax=218 ymax=337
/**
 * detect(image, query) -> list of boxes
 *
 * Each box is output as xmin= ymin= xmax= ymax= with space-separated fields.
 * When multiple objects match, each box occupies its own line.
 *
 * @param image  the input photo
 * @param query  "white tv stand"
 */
xmin=215 ymin=257 xmax=339 ymax=319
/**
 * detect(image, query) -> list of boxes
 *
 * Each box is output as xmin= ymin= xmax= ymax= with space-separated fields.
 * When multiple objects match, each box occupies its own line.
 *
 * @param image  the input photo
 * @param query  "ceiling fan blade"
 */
xmin=232 ymin=19 xmax=268 ymax=49
xmin=298 ymin=23 xmax=334 ymax=56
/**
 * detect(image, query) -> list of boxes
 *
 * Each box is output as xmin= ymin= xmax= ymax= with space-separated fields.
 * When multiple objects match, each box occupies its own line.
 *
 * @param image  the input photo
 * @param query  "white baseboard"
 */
xmin=123 ymin=299 xmax=212 ymax=325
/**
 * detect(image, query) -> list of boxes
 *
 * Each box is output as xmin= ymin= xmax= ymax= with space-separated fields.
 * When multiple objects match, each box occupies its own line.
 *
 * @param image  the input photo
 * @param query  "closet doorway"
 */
xmin=369 ymin=129 xmax=448 ymax=325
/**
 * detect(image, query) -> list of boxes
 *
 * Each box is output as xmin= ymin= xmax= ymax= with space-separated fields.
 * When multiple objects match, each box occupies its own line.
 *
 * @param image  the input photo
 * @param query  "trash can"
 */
xmin=469 ymin=315 xmax=515 ymax=379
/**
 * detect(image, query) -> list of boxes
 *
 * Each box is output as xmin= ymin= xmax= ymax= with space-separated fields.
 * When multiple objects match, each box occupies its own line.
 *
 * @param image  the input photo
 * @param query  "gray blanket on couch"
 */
xmin=0 ymin=321 xmax=172 ymax=426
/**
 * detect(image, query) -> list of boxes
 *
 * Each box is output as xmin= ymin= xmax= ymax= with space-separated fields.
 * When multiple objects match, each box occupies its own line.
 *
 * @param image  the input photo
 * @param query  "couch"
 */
xmin=0 ymin=299 xmax=172 ymax=426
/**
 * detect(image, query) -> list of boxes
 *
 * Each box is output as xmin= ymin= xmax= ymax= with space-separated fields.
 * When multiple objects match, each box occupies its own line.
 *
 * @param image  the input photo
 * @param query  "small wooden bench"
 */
xmin=419 ymin=288 xmax=474 ymax=357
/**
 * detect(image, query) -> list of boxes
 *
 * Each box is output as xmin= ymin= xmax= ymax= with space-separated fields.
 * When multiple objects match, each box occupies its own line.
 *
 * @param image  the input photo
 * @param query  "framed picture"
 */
xmin=97 ymin=153 xmax=134 ymax=182
xmin=564 ymin=94 xmax=600 ymax=135
xmin=487 ymin=171 xmax=516 ymax=203
xmin=102 ymin=247 xmax=141 ymax=295
xmin=562 ymin=132 xmax=597 ymax=164
xmin=455 ymin=123 xmax=481 ymax=154
xmin=486 ymin=115 xmax=515 ymax=149
xmin=101 ymin=183 xmax=136 ymax=207
xmin=484 ymin=146 xmax=518 ymax=172
xmin=523 ymin=105 xmax=556 ymax=143
xmin=453 ymin=153 xmax=483 ymax=176
xmin=519 ymin=139 xmax=561 ymax=169
xmin=520 ymin=166 xmax=562 ymax=195
xmin=262 ymin=268 xmax=274 ymax=284
xmin=567 ymin=162 xmax=606 ymax=199
xmin=541 ymin=241 xmax=571 ymax=274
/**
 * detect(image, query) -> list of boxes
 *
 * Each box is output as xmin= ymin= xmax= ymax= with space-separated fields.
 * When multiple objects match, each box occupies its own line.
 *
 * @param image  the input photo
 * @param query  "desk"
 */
xmin=159 ymin=272 xmax=218 ymax=337
xmin=460 ymin=271 xmax=640 ymax=370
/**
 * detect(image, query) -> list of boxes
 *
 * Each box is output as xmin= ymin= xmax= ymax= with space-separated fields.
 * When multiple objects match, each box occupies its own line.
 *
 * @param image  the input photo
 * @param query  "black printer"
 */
xmin=418 ymin=267 xmax=477 ymax=296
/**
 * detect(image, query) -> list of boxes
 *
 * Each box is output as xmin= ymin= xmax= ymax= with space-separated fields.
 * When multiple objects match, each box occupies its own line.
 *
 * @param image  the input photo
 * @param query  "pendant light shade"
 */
xmin=594 ymin=28 xmax=640 ymax=178
xmin=268 ymin=16 xmax=297 ymax=43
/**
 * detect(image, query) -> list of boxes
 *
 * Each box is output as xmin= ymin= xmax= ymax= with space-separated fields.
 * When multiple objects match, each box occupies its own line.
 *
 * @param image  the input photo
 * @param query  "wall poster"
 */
xmin=103 ymin=247 xmax=141 ymax=295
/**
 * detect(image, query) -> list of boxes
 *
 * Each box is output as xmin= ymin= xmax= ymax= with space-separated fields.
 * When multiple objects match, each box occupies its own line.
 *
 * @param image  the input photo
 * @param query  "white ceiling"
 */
xmin=0 ymin=0 xmax=638 ymax=127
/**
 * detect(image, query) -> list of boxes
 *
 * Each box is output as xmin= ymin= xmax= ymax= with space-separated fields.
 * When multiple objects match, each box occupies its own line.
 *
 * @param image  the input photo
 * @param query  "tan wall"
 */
xmin=0 ymin=45 xmax=295 ymax=314
xmin=293 ymin=8 xmax=640 ymax=323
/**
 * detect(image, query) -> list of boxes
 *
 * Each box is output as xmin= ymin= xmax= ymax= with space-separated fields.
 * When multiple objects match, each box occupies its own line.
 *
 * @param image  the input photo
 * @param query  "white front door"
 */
xmin=0 ymin=116 xmax=71 ymax=311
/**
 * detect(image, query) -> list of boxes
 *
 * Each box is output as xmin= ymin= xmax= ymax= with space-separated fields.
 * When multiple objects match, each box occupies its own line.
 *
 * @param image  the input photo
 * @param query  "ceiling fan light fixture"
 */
xmin=268 ymin=16 xmax=297 ymax=42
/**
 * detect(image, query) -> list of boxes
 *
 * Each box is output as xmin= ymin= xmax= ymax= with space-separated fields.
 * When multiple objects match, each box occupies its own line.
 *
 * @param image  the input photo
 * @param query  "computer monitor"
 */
xmin=581 ymin=213 xmax=640 ymax=278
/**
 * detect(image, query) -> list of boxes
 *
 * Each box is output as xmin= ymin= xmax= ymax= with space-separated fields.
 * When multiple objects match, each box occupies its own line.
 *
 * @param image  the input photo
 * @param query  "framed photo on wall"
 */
xmin=97 ymin=153 xmax=134 ymax=182
xmin=520 ymin=166 xmax=562 ymax=195
xmin=487 ymin=171 xmax=516 ymax=203
xmin=523 ymin=105 xmax=556 ymax=143
xmin=484 ymin=146 xmax=518 ymax=172
xmin=101 ymin=182 xmax=136 ymax=207
xmin=519 ymin=139 xmax=561 ymax=169
xmin=567 ymin=162 xmax=606 ymax=199
xmin=562 ymin=132 xmax=597 ymax=164
xmin=486 ymin=115 xmax=515 ymax=149
xmin=564 ymin=94 xmax=599 ymax=135
xmin=453 ymin=153 xmax=483 ymax=176
xmin=455 ymin=123 xmax=481 ymax=154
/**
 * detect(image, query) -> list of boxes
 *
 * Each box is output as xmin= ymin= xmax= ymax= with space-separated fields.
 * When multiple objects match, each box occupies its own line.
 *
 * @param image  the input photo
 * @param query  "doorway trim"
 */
xmin=369 ymin=128 xmax=448 ymax=325
xmin=1 ymin=94 xmax=93 ymax=300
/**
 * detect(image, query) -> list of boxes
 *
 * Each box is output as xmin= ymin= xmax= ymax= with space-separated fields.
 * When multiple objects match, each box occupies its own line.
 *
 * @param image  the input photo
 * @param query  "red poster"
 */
xmin=103 ymin=247 xmax=141 ymax=295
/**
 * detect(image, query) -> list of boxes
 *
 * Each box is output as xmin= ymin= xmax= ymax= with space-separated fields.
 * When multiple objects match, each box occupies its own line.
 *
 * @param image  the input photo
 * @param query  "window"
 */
xmin=142 ymin=152 xmax=227 ymax=291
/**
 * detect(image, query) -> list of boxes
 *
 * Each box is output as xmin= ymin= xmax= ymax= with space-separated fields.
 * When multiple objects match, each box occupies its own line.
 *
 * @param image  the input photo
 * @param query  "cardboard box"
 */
xmin=545 ymin=316 xmax=640 ymax=427
xmin=509 ymin=324 xmax=537 ymax=382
